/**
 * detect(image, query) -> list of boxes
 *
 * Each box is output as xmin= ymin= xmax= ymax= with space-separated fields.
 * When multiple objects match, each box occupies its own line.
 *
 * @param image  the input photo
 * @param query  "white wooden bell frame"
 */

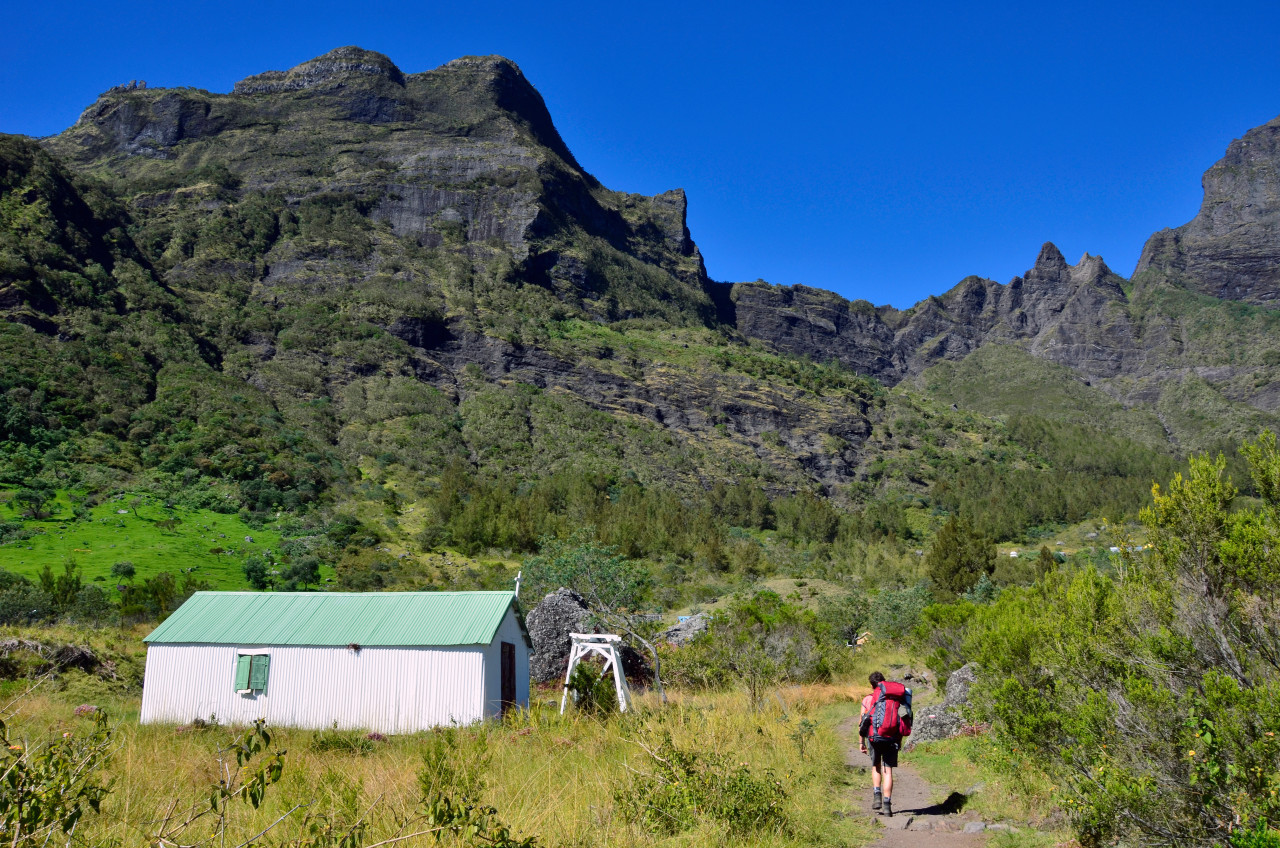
xmin=559 ymin=633 xmax=633 ymax=714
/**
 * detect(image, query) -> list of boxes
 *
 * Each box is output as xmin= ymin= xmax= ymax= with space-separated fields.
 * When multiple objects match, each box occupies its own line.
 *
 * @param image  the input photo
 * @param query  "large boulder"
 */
xmin=526 ymin=588 xmax=592 ymax=683
xmin=525 ymin=588 xmax=652 ymax=685
xmin=908 ymin=662 xmax=980 ymax=748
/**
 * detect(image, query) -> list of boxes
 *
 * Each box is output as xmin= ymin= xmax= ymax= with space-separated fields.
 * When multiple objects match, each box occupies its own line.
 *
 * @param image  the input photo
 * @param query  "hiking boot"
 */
xmin=883 ymin=798 xmax=893 ymax=817
xmin=872 ymin=792 xmax=882 ymax=811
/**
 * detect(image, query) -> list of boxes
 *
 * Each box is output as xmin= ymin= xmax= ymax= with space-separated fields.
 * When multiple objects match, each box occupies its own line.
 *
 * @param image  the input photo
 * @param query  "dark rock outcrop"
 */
xmin=725 ymin=243 xmax=1138 ymax=385
xmin=908 ymin=662 xmax=979 ymax=747
xmin=526 ymin=588 xmax=592 ymax=683
xmin=722 ymin=283 xmax=902 ymax=381
xmin=524 ymin=588 xmax=651 ymax=684
xmin=1137 ymin=115 xmax=1280 ymax=304
xmin=233 ymin=46 xmax=407 ymax=94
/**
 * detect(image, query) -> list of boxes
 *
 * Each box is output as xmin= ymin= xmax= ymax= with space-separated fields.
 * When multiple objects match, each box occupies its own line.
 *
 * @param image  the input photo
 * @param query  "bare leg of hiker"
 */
xmin=871 ymin=760 xmax=882 ymax=809
xmin=870 ymin=738 xmax=898 ymax=815
xmin=882 ymin=764 xmax=894 ymax=816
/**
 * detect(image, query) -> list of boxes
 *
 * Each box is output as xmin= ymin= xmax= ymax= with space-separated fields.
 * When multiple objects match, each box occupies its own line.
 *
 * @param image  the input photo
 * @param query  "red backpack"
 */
xmin=869 ymin=681 xmax=913 ymax=741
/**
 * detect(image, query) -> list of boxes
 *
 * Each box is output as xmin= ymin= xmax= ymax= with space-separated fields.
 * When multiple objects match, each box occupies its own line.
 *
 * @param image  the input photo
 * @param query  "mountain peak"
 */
xmin=233 ymin=46 xmax=406 ymax=95
xmin=1070 ymin=252 xmax=1115 ymax=287
xmin=442 ymin=55 xmax=525 ymax=75
xmin=1134 ymin=112 xmax=1280 ymax=303
xmin=1033 ymin=242 xmax=1068 ymax=274
xmin=429 ymin=53 xmax=581 ymax=171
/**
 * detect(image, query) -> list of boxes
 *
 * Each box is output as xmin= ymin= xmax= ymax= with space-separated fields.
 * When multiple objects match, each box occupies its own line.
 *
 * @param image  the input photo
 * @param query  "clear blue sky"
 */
xmin=4 ymin=0 xmax=1279 ymax=307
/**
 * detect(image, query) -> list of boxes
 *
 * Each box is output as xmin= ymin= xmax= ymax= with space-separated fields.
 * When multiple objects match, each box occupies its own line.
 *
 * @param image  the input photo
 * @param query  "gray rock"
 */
xmin=658 ymin=613 xmax=710 ymax=646
xmin=525 ymin=588 xmax=592 ymax=683
xmin=908 ymin=662 xmax=979 ymax=747
xmin=883 ymin=815 xmax=913 ymax=830
xmin=525 ymin=588 xmax=651 ymax=685
xmin=1136 ymin=115 xmax=1280 ymax=305
xmin=963 ymin=822 xmax=987 ymax=834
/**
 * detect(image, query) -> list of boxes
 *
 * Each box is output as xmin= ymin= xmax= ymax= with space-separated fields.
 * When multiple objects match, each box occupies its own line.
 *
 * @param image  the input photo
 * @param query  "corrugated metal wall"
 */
xmin=482 ymin=608 xmax=532 ymax=717
xmin=140 ymin=643 xmax=487 ymax=732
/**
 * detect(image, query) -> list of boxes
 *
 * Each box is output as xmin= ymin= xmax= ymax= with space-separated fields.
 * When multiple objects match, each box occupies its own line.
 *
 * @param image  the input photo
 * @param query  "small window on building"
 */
xmin=234 ymin=653 xmax=270 ymax=694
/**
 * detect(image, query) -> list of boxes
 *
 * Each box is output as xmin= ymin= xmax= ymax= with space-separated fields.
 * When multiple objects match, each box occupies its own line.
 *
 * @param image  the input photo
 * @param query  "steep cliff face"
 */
xmin=723 ymin=243 xmax=1140 ymax=384
xmin=17 ymin=47 xmax=1280 ymax=501
xmin=48 ymin=48 xmax=711 ymax=323
xmin=1136 ymin=115 xmax=1280 ymax=304
xmin=717 ymin=283 xmax=901 ymax=379
xmin=28 ymin=49 xmax=876 ymax=497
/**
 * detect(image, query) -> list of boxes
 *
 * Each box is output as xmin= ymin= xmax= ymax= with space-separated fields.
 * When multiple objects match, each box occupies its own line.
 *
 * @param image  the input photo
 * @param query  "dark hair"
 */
xmin=869 ymin=671 xmax=885 ymax=688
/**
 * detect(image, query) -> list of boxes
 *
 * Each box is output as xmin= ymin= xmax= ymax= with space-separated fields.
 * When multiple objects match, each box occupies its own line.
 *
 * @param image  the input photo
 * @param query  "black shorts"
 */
xmin=870 ymin=738 xmax=899 ymax=768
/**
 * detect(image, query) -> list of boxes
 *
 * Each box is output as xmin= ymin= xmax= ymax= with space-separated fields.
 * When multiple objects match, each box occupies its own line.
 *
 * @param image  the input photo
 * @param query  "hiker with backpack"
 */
xmin=858 ymin=670 xmax=913 ymax=817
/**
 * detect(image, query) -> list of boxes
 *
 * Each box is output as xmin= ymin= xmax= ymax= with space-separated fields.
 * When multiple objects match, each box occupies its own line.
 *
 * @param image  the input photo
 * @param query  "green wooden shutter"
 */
xmin=249 ymin=655 xmax=270 ymax=692
xmin=234 ymin=655 xmax=251 ymax=691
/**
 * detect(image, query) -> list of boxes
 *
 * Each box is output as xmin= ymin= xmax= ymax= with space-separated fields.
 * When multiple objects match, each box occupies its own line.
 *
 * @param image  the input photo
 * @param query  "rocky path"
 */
xmin=839 ymin=716 xmax=1024 ymax=847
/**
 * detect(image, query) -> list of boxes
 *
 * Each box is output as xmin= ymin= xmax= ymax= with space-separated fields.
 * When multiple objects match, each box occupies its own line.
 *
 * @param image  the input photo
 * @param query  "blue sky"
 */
xmin=4 ymin=0 xmax=1279 ymax=307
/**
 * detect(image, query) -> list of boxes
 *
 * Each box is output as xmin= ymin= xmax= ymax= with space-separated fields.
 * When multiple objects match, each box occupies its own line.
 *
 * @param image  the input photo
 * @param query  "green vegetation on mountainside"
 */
xmin=916 ymin=345 xmax=1170 ymax=447
xmin=0 ymin=491 xmax=292 ymax=589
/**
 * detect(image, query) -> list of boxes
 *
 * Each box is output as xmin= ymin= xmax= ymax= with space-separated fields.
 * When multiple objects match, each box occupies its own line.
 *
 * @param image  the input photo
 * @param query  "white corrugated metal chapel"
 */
xmin=140 ymin=591 xmax=531 ymax=733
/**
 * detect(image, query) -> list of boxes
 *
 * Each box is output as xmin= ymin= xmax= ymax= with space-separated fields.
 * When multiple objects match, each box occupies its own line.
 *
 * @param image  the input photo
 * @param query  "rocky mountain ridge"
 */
xmin=5 ymin=46 xmax=1280 ymax=516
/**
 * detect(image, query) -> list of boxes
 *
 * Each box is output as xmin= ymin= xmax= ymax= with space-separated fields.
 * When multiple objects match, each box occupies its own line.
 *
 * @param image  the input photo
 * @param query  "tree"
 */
xmin=242 ymin=556 xmax=273 ymax=591
xmin=524 ymin=529 xmax=666 ymax=702
xmin=716 ymin=591 xmax=820 ymax=708
xmin=925 ymin=516 xmax=995 ymax=595
xmin=37 ymin=560 xmax=82 ymax=614
xmin=280 ymin=556 xmax=320 ymax=590
xmin=1035 ymin=545 xmax=1057 ymax=577
xmin=1141 ymin=442 xmax=1280 ymax=683
xmin=14 ymin=480 xmax=55 ymax=519
xmin=110 ymin=561 xmax=136 ymax=582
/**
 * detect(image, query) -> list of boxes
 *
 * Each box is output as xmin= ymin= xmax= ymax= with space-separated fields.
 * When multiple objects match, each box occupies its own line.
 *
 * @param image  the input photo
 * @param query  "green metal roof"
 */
xmin=144 ymin=591 xmax=527 ymax=647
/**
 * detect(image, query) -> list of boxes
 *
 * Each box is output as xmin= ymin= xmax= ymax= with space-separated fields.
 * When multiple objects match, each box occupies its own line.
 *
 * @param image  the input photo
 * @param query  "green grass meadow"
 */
xmin=0 ymin=491 xmax=284 ymax=589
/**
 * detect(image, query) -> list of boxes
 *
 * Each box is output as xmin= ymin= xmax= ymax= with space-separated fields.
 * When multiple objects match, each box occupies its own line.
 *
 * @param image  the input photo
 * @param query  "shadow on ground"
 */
xmin=899 ymin=791 xmax=968 ymax=816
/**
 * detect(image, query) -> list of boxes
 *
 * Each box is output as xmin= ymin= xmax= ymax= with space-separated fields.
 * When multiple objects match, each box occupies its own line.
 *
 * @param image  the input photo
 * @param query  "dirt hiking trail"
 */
xmin=839 ymin=715 xmax=1024 ymax=847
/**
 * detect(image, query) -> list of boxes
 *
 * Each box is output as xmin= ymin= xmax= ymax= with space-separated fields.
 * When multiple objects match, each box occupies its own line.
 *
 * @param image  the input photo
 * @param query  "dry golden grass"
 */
xmin=3 ymin=681 xmax=877 ymax=847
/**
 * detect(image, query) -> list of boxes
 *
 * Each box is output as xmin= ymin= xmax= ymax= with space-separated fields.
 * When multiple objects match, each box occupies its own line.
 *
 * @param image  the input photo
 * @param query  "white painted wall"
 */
xmin=140 ymin=643 xmax=489 ymax=733
xmin=481 ymin=607 xmax=531 ymax=717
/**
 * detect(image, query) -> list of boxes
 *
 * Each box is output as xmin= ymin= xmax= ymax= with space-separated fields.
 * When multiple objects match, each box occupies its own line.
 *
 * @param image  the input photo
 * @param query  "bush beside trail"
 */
xmin=921 ymin=434 xmax=1280 ymax=847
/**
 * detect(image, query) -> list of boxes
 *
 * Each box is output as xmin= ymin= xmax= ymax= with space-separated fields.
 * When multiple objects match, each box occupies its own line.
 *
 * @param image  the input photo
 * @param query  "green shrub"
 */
xmin=868 ymin=582 xmax=933 ymax=640
xmin=1233 ymin=823 xmax=1280 ymax=848
xmin=0 ymin=709 xmax=113 ymax=842
xmin=945 ymin=435 xmax=1280 ymax=847
xmin=418 ymin=727 xmax=490 ymax=799
xmin=613 ymin=730 xmax=789 ymax=835
xmin=565 ymin=660 xmax=618 ymax=715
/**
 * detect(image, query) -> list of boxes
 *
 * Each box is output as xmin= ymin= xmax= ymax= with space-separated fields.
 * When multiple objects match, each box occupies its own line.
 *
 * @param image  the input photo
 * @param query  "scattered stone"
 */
xmin=987 ymin=823 xmax=1017 ymax=832
xmin=882 ymin=814 xmax=913 ymax=830
xmin=0 ymin=638 xmax=47 ymax=657
xmin=658 ymin=612 xmax=709 ymax=646
xmin=963 ymin=821 xmax=987 ymax=833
